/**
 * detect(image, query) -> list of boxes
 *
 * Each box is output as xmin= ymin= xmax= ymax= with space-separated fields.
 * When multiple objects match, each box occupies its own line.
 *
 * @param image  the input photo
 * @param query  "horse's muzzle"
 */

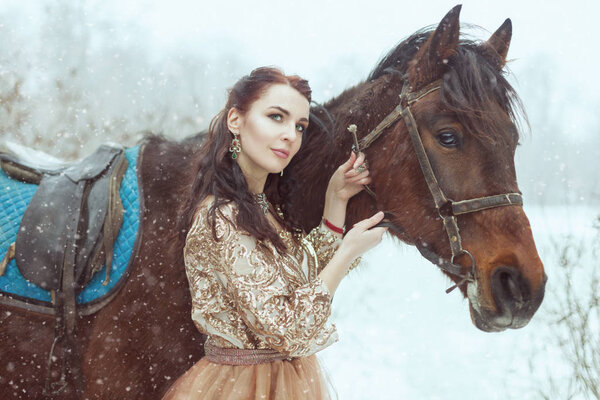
xmin=469 ymin=266 xmax=547 ymax=332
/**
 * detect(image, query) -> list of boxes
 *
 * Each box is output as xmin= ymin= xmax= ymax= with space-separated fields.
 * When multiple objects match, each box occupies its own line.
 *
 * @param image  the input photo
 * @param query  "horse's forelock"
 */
xmin=370 ymin=32 xmax=526 ymax=149
xmin=442 ymin=43 xmax=526 ymax=149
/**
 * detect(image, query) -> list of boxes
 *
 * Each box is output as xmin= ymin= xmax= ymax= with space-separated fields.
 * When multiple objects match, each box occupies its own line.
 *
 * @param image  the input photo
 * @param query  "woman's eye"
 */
xmin=269 ymin=114 xmax=283 ymax=121
xmin=437 ymin=131 xmax=460 ymax=148
xmin=296 ymin=124 xmax=305 ymax=133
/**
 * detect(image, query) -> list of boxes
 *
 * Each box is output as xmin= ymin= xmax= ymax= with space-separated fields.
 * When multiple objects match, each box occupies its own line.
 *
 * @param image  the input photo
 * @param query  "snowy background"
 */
xmin=1 ymin=0 xmax=599 ymax=398
xmin=322 ymin=206 xmax=599 ymax=399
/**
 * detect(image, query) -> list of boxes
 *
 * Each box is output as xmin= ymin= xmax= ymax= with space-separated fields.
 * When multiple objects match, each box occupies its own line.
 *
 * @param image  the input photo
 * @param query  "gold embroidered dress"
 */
xmin=162 ymin=201 xmax=344 ymax=399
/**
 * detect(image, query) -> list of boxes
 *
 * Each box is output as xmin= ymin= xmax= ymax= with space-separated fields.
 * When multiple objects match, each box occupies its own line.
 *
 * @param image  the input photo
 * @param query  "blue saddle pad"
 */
xmin=0 ymin=145 xmax=141 ymax=305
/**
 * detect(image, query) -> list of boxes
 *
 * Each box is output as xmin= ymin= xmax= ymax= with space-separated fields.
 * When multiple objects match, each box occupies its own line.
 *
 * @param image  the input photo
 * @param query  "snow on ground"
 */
xmin=320 ymin=205 xmax=598 ymax=399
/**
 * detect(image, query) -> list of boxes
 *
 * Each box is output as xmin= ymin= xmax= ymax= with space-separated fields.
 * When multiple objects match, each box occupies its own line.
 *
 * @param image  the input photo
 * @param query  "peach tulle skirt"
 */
xmin=161 ymin=355 xmax=334 ymax=400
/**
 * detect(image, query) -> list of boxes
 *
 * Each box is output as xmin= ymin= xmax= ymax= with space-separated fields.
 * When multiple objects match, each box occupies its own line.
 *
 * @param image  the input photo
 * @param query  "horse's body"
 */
xmin=0 ymin=6 xmax=545 ymax=399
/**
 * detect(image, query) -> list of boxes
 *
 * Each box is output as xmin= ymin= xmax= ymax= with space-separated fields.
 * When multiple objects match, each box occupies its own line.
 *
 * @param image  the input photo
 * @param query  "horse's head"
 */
xmin=360 ymin=5 xmax=546 ymax=332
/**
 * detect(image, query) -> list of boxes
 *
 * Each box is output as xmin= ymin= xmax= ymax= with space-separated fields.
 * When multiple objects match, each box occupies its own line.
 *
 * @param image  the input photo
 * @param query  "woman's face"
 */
xmin=227 ymin=83 xmax=309 ymax=182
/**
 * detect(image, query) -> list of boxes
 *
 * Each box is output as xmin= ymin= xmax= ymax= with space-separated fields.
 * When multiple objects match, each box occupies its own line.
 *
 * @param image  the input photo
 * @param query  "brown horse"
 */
xmin=0 ymin=6 xmax=546 ymax=399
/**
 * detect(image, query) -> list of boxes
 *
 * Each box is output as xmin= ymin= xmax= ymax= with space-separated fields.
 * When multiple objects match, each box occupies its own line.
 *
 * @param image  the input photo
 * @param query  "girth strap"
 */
xmin=44 ymin=181 xmax=86 ymax=396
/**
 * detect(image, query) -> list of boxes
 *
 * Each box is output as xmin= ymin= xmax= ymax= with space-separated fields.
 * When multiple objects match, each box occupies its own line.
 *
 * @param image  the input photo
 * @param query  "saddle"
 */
xmin=0 ymin=143 xmax=128 ymax=396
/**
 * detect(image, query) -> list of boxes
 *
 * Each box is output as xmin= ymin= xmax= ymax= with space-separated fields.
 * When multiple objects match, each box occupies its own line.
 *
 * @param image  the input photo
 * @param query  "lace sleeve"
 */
xmin=185 ymin=202 xmax=338 ymax=357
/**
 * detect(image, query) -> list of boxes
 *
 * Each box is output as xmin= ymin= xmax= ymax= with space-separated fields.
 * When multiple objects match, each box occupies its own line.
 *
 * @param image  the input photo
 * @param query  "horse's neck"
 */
xmin=296 ymin=76 xmax=421 ymax=240
xmin=142 ymin=135 xmax=202 ymax=216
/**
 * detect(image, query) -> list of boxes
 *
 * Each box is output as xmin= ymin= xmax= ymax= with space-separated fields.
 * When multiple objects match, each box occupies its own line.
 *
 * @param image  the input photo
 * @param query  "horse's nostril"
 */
xmin=493 ymin=266 xmax=529 ymax=310
xmin=499 ymin=270 xmax=523 ymax=305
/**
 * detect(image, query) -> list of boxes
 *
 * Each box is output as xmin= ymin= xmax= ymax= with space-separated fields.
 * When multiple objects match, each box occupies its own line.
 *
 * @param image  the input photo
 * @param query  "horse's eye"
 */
xmin=437 ymin=131 xmax=460 ymax=148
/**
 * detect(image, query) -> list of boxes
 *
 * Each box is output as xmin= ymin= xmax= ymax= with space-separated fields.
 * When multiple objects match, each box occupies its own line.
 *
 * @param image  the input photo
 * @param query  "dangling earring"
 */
xmin=280 ymin=169 xmax=284 ymax=177
xmin=229 ymin=132 xmax=241 ymax=159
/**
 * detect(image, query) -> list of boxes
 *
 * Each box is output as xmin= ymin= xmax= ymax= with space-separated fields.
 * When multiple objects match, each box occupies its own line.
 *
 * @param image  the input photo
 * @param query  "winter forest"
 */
xmin=1 ymin=0 xmax=599 ymax=399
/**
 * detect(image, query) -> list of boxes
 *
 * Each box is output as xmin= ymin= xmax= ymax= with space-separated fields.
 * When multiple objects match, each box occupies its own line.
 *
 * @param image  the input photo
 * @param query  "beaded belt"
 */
xmin=204 ymin=342 xmax=292 ymax=365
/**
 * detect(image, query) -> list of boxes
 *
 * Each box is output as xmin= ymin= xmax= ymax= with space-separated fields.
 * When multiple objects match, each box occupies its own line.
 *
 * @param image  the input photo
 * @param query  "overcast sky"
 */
xmin=5 ymin=0 xmax=598 ymax=103
xmin=93 ymin=0 xmax=599 ymax=107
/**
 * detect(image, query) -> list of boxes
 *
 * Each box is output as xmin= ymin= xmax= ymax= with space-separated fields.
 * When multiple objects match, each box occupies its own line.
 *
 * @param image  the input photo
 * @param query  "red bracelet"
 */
xmin=323 ymin=218 xmax=345 ymax=234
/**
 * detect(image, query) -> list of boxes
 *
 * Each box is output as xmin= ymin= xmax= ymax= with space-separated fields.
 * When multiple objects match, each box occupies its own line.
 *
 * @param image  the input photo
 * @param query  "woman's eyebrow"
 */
xmin=270 ymin=106 xmax=290 ymax=116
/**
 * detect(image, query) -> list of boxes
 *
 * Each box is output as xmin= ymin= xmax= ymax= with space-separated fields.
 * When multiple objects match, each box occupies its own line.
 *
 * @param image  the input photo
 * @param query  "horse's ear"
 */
xmin=408 ymin=5 xmax=461 ymax=90
xmin=483 ymin=18 xmax=512 ymax=69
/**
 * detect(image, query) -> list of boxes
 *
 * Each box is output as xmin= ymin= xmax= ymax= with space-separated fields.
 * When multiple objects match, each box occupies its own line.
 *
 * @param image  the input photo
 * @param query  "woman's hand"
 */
xmin=338 ymin=211 xmax=387 ymax=261
xmin=326 ymin=152 xmax=371 ymax=202
xmin=322 ymin=152 xmax=371 ymax=231
xmin=318 ymin=211 xmax=387 ymax=296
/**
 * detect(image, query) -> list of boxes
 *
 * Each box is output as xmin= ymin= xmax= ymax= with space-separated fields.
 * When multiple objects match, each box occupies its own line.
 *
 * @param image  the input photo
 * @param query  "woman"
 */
xmin=163 ymin=67 xmax=387 ymax=399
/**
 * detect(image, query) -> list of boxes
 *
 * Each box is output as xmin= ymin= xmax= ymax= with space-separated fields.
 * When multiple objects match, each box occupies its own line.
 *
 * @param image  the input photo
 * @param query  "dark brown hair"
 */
xmin=178 ymin=67 xmax=312 ymax=252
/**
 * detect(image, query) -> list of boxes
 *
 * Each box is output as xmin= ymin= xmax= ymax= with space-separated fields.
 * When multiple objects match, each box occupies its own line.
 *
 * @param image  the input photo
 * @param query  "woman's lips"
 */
xmin=271 ymin=149 xmax=289 ymax=159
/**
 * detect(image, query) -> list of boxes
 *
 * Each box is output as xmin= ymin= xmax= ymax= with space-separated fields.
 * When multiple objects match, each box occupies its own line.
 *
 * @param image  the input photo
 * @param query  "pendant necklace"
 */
xmin=253 ymin=193 xmax=270 ymax=215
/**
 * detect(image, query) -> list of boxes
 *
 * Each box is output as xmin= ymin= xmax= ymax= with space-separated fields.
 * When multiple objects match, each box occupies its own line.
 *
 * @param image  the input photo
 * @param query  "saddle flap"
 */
xmin=64 ymin=145 xmax=123 ymax=182
xmin=14 ymin=145 xmax=127 ymax=292
xmin=15 ymin=176 xmax=83 ymax=290
xmin=0 ymin=144 xmax=142 ymax=314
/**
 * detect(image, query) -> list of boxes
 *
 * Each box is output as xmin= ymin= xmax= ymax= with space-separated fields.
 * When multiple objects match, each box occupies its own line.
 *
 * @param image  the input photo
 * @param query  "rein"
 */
xmin=350 ymin=77 xmax=523 ymax=293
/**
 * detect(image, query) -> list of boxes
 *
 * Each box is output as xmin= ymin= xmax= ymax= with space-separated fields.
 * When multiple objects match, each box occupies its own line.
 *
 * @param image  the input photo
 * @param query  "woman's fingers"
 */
xmin=333 ymin=151 xmax=371 ymax=199
xmin=346 ymin=169 xmax=370 ymax=183
xmin=358 ymin=177 xmax=372 ymax=185
xmin=367 ymin=226 xmax=388 ymax=238
xmin=340 ymin=211 xmax=388 ymax=260
xmin=344 ymin=156 xmax=369 ymax=178
xmin=340 ymin=152 xmax=356 ymax=172
xmin=352 ymin=152 xmax=366 ymax=170
xmin=354 ymin=211 xmax=385 ymax=231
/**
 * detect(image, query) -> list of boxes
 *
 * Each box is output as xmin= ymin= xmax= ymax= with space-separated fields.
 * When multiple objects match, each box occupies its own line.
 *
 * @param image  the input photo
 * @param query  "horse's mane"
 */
xmin=369 ymin=29 xmax=527 ymax=148
xmin=368 ymin=29 xmax=432 ymax=81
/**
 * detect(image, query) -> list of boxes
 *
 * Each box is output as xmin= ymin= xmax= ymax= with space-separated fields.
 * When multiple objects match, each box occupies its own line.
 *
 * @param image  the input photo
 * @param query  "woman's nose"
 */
xmin=281 ymin=124 xmax=298 ymax=141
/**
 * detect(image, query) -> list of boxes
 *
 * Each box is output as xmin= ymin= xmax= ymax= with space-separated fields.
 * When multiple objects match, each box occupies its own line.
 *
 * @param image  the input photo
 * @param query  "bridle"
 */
xmin=350 ymin=77 xmax=523 ymax=293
